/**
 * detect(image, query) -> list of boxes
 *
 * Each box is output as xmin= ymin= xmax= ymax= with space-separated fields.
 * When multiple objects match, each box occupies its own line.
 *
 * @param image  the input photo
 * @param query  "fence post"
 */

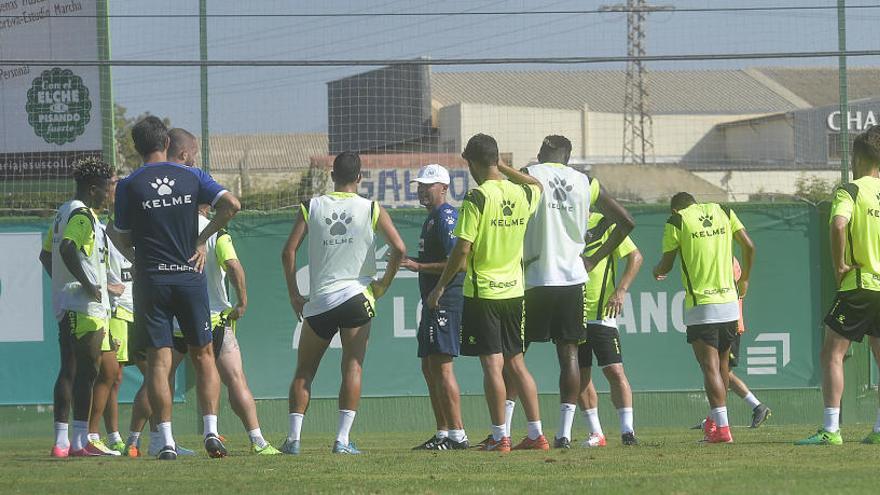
xmin=200 ymin=0 xmax=211 ymax=174
xmin=97 ymin=0 xmax=115 ymax=167
xmin=837 ymin=0 xmax=849 ymax=183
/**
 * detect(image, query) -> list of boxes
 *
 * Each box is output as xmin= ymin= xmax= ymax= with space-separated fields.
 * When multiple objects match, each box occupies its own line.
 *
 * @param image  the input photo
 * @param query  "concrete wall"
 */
xmin=439 ymin=103 xmax=583 ymax=166
xmin=723 ymin=116 xmax=795 ymax=163
xmin=695 ymin=170 xmax=839 ymax=201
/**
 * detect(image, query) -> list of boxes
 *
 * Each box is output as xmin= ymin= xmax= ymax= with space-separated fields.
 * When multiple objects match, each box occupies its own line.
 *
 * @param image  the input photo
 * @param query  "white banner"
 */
xmin=0 ymin=233 xmax=44 ymax=342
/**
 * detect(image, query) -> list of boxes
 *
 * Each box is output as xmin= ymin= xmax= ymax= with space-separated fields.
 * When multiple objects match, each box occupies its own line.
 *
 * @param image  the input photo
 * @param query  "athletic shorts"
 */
xmin=686 ymin=321 xmax=738 ymax=350
xmin=108 ymin=316 xmax=130 ymax=363
xmin=214 ymin=325 xmax=240 ymax=358
xmin=210 ymin=311 xmax=237 ymax=355
xmin=128 ymin=336 xmax=188 ymax=363
xmin=132 ymin=282 xmax=212 ymax=352
xmin=460 ymin=297 xmax=525 ymax=357
xmin=578 ymin=324 xmax=623 ymax=368
xmin=60 ymin=310 xmax=109 ymax=340
xmin=824 ymin=289 xmax=880 ymax=342
xmin=728 ymin=333 xmax=741 ymax=368
xmin=523 ymin=285 xmax=586 ymax=343
xmin=306 ymin=292 xmax=375 ymax=341
xmin=417 ymin=304 xmax=461 ymax=358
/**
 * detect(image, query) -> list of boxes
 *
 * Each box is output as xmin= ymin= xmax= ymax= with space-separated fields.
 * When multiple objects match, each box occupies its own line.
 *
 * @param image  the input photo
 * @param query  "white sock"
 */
xmin=127 ymin=431 xmax=141 ymax=444
xmin=491 ymin=424 xmax=505 ymax=442
xmin=449 ymin=429 xmax=467 ymax=443
xmin=158 ymin=422 xmax=175 ymax=448
xmin=108 ymin=431 xmax=123 ymax=445
xmin=618 ymin=407 xmax=634 ymax=434
xmin=583 ymin=408 xmax=603 ymax=436
xmin=288 ymin=413 xmax=304 ymax=442
xmin=556 ymin=403 xmax=576 ymax=440
xmin=711 ymin=407 xmax=729 ymax=428
xmin=149 ymin=430 xmax=160 ymax=449
xmin=248 ymin=428 xmax=268 ymax=449
xmin=526 ymin=420 xmax=543 ymax=441
xmin=54 ymin=422 xmax=69 ymax=449
xmin=824 ymin=407 xmax=841 ymax=433
xmin=202 ymin=414 xmax=218 ymax=437
xmin=743 ymin=392 xmax=761 ymax=410
xmin=336 ymin=409 xmax=356 ymax=445
xmin=436 ymin=430 xmax=449 ymax=439
xmin=504 ymin=400 xmax=516 ymax=437
xmin=874 ymin=409 xmax=880 ymax=433
xmin=71 ymin=421 xmax=88 ymax=451
xmin=87 ymin=432 xmax=100 ymax=443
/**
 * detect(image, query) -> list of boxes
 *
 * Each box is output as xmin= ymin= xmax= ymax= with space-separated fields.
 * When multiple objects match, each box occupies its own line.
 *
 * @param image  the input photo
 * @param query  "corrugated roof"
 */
xmin=754 ymin=67 xmax=880 ymax=107
xmin=208 ymin=133 xmax=328 ymax=171
xmin=430 ymin=69 xmax=804 ymax=114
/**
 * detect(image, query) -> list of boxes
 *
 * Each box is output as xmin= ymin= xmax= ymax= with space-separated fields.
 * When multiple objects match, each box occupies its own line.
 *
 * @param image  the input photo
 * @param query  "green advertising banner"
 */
xmin=0 ymin=203 xmax=823 ymax=405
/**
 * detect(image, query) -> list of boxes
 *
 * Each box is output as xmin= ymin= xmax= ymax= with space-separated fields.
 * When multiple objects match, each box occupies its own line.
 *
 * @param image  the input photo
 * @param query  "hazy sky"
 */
xmin=107 ymin=0 xmax=880 ymax=135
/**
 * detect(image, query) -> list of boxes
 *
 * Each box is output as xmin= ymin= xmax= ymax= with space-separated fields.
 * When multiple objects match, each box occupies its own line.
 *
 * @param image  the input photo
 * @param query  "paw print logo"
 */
xmin=501 ymin=199 xmax=515 ymax=216
xmin=837 ymin=314 xmax=846 ymax=324
xmin=437 ymin=316 xmax=448 ymax=327
xmin=325 ymin=211 xmax=352 ymax=236
xmin=151 ymin=177 xmax=175 ymax=196
xmin=699 ymin=214 xmax=713 ymax=228
xmin=468 ymin=335 xmax=477 ymax=344
xmin=550 ymin=176 xmax=573 ymax=202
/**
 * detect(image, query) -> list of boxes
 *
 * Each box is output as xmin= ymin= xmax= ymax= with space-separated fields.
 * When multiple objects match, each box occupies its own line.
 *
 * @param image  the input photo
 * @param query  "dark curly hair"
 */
xmin=853 ymin=126 xmax=880 ymax=166
xmin=72 ymin=156 xmax=114 ymax=188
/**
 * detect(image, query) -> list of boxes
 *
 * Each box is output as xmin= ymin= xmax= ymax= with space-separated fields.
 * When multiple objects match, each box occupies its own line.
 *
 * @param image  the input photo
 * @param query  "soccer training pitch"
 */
xmin=1 ymin=425 xmax=876 ymax=494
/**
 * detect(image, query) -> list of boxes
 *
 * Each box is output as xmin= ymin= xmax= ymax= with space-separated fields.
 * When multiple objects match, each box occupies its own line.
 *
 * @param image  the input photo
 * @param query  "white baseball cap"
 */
xmin=411 ymin=163 xmax=450 ymax=185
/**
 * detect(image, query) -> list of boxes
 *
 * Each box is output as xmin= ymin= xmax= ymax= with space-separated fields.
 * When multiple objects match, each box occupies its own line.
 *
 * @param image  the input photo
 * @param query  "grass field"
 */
xmin=1 ymin=425 xmax=878 ymax=494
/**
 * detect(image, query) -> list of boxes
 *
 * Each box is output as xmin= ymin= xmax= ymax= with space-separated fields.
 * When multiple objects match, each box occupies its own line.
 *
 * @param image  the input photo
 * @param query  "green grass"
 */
xmin=1 ymin=425 xmax=879 ymax=494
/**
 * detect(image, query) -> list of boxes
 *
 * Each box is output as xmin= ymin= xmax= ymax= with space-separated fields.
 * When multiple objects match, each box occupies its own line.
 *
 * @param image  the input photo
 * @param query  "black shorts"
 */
xmin=824 ymin=289 xmax=880 ymax=342
xmin=523 ymin=285 xmax=586 ymax=343
xmin=686 ymin=321 xmax=738 ymax=350
xmin=460 ymin=297 xmax=524 ymax=357
xmin=728 ymin=333 xmax=741 ymax=367
xmin=578 ymin=324 xmax=623 ymax=367
xmin=132 ymin=282 xmax=212 ymax=351
xmin=417 ymin=304 xmax=461 ymax=358
xmin=306 ymin=293 xmax=375 ymax=341
xmin=129 ymin=336 xmax=188 ymax=363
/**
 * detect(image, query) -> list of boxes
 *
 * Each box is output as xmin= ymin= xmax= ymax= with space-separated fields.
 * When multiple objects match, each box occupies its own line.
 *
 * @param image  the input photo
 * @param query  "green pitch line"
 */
xmin=1 ymin=426 xmax=878 ymax=494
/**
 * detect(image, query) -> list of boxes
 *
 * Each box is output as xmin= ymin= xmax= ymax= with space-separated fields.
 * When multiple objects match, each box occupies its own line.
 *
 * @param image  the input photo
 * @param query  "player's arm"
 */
xmin=498 ymin=159 xmax=542 ymax=191
xmin=59 ymin=215 xmax=101 ymax=302
xmin=733 ymin=229 xmax=755 ymax=298
xmin=225 ymin=259 xmax=248 ymax=320
xmin=606 ymin=248 xmax=643 ymax=318
xmin=39 ymin=249 xmax=52 ymax=277
xmin=586 ymin=187 xmax=635 ymax=271
xmin=373 ymin=206 xmax=406 ymax=299
xmin=830 ymin=215 xmax=851 ymax=287
xmin=281 ymin=209 xmax=308 ymax=320
xmin=403 ymin=208 xmax=459 ymax=274
xmin=653 ymin=251 xmax=676 ymax=280
xmin=427 ymin=238 xmax=471 ymax=309
xmin=106 ymin=224 xmax=135 ymax=262
xmin=191 ymin=192 xmax=241 ymax=273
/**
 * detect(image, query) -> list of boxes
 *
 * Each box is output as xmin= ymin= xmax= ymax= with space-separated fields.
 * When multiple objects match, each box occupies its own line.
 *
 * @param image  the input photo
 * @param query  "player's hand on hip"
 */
xmin=736 ymin=279 xmax=750 ymax=299
xmin=290 ymin=294 xmax=307 ymax=322
xmin=89 ymin=284 xmax=102 ymax=302
xmin=189 ymin=242 xmax=208 ymax=273
xmin=605 ymin=289 xmax=625 ymax=318
xmin=229 ymin=303 xmax=247 ymax=320
xmin=835 ymin=263 xmax=857 ymax=286
xmin=108 ymin=283 xmax=125 ymax=298
xmin=582 ymin=255 xmax=597 ymax=273
xmin=369 ymin=280 xmax=388 ymax=299
xmin=426 ymin=286 xmax=444 ymax=310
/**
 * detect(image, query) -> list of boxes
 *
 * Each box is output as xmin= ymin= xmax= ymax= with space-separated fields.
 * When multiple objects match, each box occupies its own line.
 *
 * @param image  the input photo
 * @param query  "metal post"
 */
xmin=200 ymin=0 xmax=210 ymax=173
xmin=96 ymin=0 xmax=115 ymax=167
xmin=838 ymin=0 xmax=849 ymax=182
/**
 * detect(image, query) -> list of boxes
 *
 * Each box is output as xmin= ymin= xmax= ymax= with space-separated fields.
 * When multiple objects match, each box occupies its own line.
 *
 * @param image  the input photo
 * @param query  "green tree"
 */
xmin=114 ymin=103 xmax=171 ymax=174
xmin=794 ymin=173 xmax=838 ymax=203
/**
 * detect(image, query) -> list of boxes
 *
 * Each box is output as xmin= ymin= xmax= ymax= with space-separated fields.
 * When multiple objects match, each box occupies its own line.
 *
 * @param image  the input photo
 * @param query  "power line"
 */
xmin=4 ymin=50 xmax=880 ymax=67
xmin=2 ymin=4 xmax=880 ymax=19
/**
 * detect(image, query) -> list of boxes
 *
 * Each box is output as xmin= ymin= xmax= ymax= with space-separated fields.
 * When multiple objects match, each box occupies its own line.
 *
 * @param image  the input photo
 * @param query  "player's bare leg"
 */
xmin=577 ymin=367 xmax=605 ymax=447
xmin=52 ymin=334 xmax=76 ymax=455
xmin=691 ymin=340 xmax=732 ymax=442
xmin=69 ymin=329 xmax=103 ymax=455
xmin=554 ymin=341 xmax=580 ymax=446
xmin=87 ymin=351 xmax=119 ymax=448
xmin=284 ymin=321 xmax=330 ymax=454
xmin=505 ymin=353 xmax=548 ymax=450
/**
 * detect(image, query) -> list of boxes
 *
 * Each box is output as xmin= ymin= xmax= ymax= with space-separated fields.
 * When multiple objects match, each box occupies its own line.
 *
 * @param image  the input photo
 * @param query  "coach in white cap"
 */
xmin=402 ymin=164 xmax=469 ymax=450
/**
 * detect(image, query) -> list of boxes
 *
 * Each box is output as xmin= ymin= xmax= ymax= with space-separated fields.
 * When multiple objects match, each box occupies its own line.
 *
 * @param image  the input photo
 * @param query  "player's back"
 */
xmin=668 ymin=202 xmax=740 ymax=306
xmin=459 ymin=179 xmax=540 ymax=300
xmin=836 ymin=176 xmax=880 ymax=291
xmin=114 ymin=162 xmax=226 ymax=286
xmin=522 ymin=163 xmax=597 ymax=288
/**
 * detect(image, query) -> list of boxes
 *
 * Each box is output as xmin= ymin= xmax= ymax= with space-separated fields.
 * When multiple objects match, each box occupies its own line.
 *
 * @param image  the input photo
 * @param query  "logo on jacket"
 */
xmin=550 ymin=177 xmax=573 ymax=202
xmin=151 ymin=177 xmax=175 ymax=196
xmin=326 ymin=211 xmax=353 ymax=236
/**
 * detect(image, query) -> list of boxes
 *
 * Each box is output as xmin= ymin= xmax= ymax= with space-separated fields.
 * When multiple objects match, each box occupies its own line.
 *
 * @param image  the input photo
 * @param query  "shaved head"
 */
xmin=167 ymin=127 xmax=199 ymax=166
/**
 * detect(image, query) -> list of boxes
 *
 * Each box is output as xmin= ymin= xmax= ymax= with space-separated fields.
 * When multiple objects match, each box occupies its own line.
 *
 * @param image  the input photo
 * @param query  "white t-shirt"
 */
xmin=522 ymin=163 xmax=599 ymax=288
xmin=302 ymin=192 xmax=379 ymax=317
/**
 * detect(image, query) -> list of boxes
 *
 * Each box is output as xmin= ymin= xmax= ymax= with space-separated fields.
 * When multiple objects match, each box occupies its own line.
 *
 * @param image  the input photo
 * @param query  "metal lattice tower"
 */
xmin=601 ymin=0 xmax=672 ymax=165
